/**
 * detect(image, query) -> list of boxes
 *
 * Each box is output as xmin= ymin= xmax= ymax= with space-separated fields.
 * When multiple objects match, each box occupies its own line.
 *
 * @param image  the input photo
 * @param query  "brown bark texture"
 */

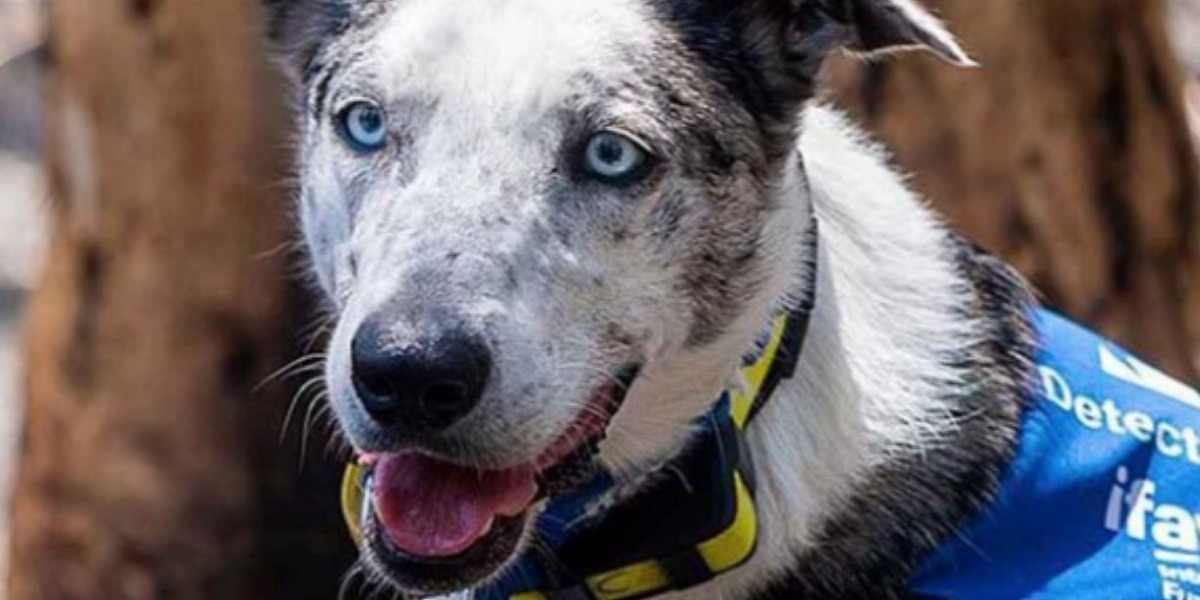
xmin=826 ymin=0 xmax=1200 ymax=381
xmin=9 ymin=1 xmax=351 ymax=599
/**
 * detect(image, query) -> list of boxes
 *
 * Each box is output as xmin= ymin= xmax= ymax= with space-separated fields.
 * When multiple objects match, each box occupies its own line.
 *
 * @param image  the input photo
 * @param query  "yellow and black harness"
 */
xmin=340 ymin=299 xmax=812 ymax=600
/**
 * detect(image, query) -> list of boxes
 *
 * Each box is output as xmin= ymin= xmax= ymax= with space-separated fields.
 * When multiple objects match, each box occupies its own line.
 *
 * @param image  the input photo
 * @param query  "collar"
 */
xmin=340 ymin=216 xmax=818 ymax=600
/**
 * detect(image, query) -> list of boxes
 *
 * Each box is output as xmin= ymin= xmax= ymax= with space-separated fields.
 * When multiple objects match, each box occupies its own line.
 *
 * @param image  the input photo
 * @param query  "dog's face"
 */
xmin=268 ymin=0 xmax=965 ymax=593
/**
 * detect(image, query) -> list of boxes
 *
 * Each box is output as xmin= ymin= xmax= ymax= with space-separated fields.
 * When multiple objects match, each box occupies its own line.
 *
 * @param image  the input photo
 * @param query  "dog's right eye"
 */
xmin=581 ymin=131 xmax=653 ymax=185
xmin=337 ymin=101 xmax=388 ymax=153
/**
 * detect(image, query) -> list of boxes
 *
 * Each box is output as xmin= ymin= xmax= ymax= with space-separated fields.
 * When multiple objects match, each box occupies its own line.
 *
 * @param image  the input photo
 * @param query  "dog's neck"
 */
xmin=654 ymin=105 xmax=1019 ymax=599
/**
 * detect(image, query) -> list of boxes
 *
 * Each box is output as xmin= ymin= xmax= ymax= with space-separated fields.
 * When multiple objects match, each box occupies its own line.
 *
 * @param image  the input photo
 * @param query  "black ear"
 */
xmin=835 ymin=0 xmax=973 ymax=63
xmin=788 ymin=0 xmax=974 ymax=71
xmin=261 ymin=0 xmax=351 ymax=82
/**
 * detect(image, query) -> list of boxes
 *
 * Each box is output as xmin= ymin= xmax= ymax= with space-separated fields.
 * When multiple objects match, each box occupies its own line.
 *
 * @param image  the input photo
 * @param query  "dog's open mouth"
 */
xmin=369 ymin=454 xmax=536 ymax=558
xmin=357 ymin=365 xmax=640 ymax=593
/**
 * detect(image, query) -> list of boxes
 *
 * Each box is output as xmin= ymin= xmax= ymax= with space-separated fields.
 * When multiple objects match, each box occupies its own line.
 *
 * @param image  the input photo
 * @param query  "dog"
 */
xmin=264 ymin=0 xmax=1200 ymax=598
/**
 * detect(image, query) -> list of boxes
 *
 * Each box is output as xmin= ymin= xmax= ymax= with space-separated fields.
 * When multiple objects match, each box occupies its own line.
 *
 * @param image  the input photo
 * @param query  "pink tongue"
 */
xmin=372 ymin=453 xmax=538 ymax=558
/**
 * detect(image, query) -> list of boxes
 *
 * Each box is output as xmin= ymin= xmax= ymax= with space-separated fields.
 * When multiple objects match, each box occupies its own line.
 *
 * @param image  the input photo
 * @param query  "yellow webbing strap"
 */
xmin=696 ymin=473 xmax=758 ymax=572
xmin=568 ymin=472 xmax=758 ymax=600
xmin=352 ymin=471 xmax=758 ymax=600
xmin=585 ymin=560 xmax=670 ymax=600
xmin=730 ymin=315 xmax=789 ymax=429
xmin=342 ymin=463 xmax=367 ymax=545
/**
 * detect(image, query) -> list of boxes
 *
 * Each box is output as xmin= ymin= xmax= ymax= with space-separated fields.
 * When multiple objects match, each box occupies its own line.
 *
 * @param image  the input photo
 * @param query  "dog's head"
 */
xmin=267 ymin=0 xmax=966 ymax=593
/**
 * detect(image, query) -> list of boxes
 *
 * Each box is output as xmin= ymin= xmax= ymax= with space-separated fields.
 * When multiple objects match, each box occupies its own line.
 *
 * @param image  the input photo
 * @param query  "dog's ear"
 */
xmin=748 ymin=0 xmax=974 ymax=81
xmin=261 ymin=0 xmax=350 ymax=82
xmin=814 ymin=0 xmax=973 ymax=65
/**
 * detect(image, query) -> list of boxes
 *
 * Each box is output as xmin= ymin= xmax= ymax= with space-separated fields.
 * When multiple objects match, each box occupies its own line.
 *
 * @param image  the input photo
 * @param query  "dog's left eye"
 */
xmin=582 ymin=131 xmax=651 ymax=184
xmin=337 ymin=100 xmax=388 ymax=152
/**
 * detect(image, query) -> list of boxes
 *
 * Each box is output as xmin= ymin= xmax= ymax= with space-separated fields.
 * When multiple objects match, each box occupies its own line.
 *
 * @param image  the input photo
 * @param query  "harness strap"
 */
xmin=746 ymin=215 xmax=818 ymax=424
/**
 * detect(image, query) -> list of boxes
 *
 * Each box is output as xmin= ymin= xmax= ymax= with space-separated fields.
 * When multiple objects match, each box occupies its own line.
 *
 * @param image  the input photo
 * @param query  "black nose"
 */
xmin=350 ymin=316 xmax=492 ymax=433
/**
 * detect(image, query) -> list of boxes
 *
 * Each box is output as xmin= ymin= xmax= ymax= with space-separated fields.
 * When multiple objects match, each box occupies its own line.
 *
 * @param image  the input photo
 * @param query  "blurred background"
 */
xmin=0 ymin=0 xmax=1197 ymax=599
xmin=1 ymin=0 xmax=48 ymax=594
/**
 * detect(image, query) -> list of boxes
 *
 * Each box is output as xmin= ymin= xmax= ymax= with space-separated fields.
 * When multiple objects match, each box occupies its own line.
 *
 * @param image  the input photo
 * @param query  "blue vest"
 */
xmin=912 ymin=310 xmax=1200 ymax=600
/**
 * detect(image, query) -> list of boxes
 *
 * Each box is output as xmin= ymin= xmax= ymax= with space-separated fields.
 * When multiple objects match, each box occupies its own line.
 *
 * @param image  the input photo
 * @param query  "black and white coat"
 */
xmin=265 ymin=0 xmax=1045 ymax=598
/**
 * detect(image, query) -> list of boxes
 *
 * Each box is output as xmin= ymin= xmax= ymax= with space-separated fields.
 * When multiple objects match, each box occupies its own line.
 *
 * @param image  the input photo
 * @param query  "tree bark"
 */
xmin=826 ymin=0 xmax=1200 ymax=381
xmin=9 ymin=1 xmax=350 ymax=599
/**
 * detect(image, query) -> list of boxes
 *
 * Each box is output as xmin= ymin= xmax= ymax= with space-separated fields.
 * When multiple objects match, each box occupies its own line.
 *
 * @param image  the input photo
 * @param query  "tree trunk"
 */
xmin=826 ymin=0 xmax=1200 ymax=381
xmin=8 ymin=2 xmax=350 ymax=599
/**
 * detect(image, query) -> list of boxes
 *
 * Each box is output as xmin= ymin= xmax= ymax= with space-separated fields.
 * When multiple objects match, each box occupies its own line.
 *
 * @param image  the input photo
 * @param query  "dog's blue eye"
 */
xmin=339 ymin=101 xmax=387 ymax=152
xmin=582 ymin=132 xmax=649 ymax=183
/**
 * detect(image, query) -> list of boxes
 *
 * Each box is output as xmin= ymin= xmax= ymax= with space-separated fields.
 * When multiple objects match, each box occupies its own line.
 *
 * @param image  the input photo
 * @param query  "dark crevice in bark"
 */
xmin=1095 ymin=47 xmax=1137 ymax=296
xmin=129 ymin=0 xmax=158 ymax=21
xmin=221 ymin=329 xmax=258 ymax=404
xmin=65 ymin=244 xmax=104 ymax=390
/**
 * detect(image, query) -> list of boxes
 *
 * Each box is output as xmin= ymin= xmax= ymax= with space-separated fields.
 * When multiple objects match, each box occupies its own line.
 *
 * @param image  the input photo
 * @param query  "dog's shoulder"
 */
xmin=750 ymin=238 xmax=1039 ymax=598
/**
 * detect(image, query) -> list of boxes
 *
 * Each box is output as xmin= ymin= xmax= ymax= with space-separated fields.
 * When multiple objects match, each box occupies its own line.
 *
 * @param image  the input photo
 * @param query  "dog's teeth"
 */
xmin=480 ymin=516 xmax=496 ymax=538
